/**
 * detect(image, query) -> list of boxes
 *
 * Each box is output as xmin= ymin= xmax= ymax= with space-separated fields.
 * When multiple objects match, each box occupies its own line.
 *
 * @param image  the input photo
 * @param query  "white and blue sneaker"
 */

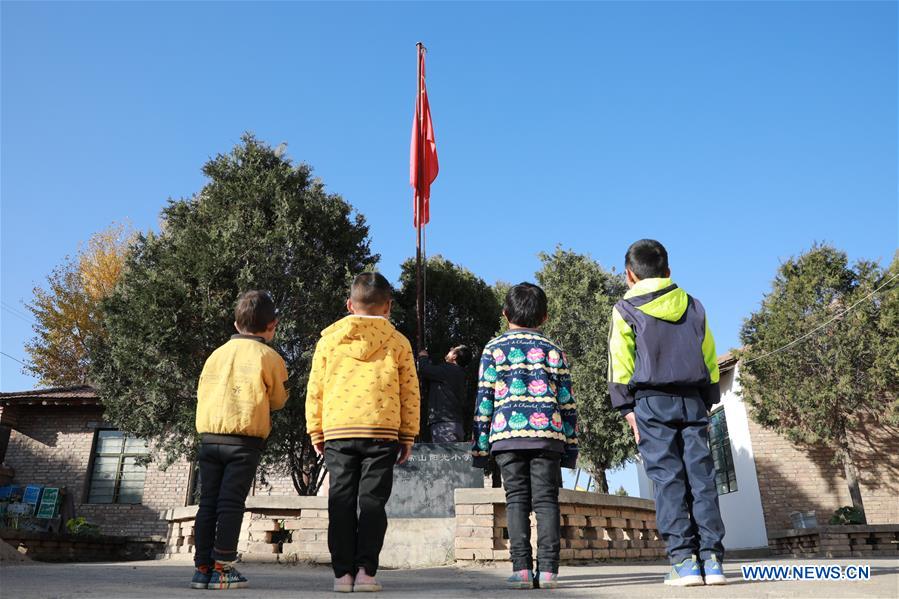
xmin=664 ymin=554 xmax=704 ymax=586
xmin=702 ymin=556 xmax=728 ymax=585
xmin=537 ymin=571 xmax=559 ymax=589
xmin=507 ymin=569 xmax=535 ymax=590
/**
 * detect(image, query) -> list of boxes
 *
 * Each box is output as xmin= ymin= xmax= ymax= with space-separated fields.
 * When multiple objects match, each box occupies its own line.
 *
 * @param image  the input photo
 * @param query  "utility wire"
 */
xmin=0 ymin=351 xmax=29 ymax=367
xmin=1 ymin=301 xmax=32 ymax=320
xmin=742 ymin=271 xmax=899 ymax=365
xmin=2 ymin=304 xmax=34 ymax=325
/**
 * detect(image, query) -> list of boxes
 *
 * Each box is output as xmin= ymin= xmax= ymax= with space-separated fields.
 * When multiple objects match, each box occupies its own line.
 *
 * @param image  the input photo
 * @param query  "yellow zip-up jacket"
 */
xmin=196 ymin=335 xmax=289 ymax=439
xmin=305 ymin=315 xmax=420 ymax=445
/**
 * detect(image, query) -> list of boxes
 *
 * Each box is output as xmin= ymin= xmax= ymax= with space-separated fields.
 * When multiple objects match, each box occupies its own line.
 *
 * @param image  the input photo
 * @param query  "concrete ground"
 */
xmin=1 ymin=557 xmax=897 ymax=598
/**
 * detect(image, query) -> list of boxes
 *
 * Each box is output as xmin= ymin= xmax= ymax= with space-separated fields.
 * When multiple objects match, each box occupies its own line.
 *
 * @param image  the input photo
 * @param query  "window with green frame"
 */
xmin=709 ymin=409 xmax=737 ymax=495
xmin=87 ymin=430 xmax=150 ymax=504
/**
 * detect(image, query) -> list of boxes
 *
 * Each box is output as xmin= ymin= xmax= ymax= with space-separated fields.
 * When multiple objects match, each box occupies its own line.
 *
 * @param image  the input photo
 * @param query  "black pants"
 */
xmin=193 ymin=442 xmax=262 ymax=567
xmin=324 ymin=439 xmax=398 ymax=577
xmin=635 ymin=395 xmax=726 ymax=564
xmin=495 ymin=450 xmax=562 ymax=574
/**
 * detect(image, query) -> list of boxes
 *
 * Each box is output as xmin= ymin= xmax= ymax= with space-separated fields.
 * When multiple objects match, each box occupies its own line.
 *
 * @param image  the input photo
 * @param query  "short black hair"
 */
xmin=350 ymin=272 xmax=393 ymax=308
xmin=235 ymin=290 xmax=278 ymax=333
xmin=453 ymin=345 xmax=473 ymax=368
xmin=504 ymin=283 xmax=548 ymax=329
xmin=625 ymin=239 xmax=669 ymax=280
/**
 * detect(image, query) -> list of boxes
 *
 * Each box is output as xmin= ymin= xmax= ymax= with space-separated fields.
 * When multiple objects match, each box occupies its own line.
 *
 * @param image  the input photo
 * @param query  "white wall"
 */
xmin=634 ymin=364 xmax=769 ymax=550
xmin=716 ymin=364 xmax=768 ymax=550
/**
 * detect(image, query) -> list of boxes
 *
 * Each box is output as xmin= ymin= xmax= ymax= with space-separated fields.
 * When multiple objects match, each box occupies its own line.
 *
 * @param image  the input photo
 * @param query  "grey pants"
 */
xmin=635 ymin=394 xmax=726 ymax=564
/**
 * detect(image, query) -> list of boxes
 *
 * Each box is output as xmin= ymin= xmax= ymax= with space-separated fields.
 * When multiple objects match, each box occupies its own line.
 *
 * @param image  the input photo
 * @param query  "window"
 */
xmin=709 ymin=409 xmax=737 ymax=495
xmin=87 ymin=430 xmax=149 ymax=504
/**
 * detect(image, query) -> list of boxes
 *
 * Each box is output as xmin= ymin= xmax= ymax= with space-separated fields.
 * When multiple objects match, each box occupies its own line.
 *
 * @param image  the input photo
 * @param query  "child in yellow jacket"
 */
xmin=193 ymin=290 xmax=288 ymax=591
xmin=306 ymin=272 xmax=420 ymax=593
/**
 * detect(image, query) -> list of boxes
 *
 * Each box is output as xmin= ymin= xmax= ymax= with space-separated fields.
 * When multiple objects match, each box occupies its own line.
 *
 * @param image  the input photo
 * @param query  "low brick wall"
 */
xmin=1 ymin=528 xmax=164 ymax=562
xmin=768 ymin=525 xmax=899 ymax=558
xmin=453 ymin=488 xmax=665 ymax=564
xmin=164 ymin=496 xmax=328 ymax=563
xmin=166 ymin=490 xmax=664 ymax=566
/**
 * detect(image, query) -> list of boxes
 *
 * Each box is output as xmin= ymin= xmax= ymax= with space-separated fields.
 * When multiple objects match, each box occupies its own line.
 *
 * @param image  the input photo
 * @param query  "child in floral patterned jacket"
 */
xmin=471 ymin=282 xmax=578 ymax=590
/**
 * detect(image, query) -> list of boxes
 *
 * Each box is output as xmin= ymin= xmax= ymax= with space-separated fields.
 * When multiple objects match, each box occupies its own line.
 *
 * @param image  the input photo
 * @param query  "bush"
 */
xmin=829 ymin=506 xmax=865 ymax=526
xmin=66 ymin=517 xmax=100 ymax=537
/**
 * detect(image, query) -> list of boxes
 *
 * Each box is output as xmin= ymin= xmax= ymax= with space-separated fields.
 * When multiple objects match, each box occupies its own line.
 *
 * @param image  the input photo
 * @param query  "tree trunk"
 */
xmin=837 ymin=441 xmax=867 ymax=524
xmin=596 ymin=470 xmax=609 ymax=494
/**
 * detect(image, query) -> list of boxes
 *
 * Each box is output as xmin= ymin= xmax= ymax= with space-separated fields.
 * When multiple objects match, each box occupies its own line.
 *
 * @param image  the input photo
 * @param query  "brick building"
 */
xmin=0 ymin=387 xmax=193 ymax=537
xmin=636 ymin=354 xmax=899 ymax=550
xmin=0 ymin=386 xmax=307 ymax=539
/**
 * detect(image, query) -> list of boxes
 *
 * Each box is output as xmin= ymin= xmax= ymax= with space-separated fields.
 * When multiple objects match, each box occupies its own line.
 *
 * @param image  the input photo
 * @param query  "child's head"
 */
xmin=624 ymin=239 xmax=670 ymax=288
xmin=503 ymin=283 xmax=548 ymax=329
xmin=446 ymin=345 xmax=473 ymax=367
xmin=347 ymin=272 xmax=393 ymax=317
xmin=234 ymin=290 xmax=279 ymax=342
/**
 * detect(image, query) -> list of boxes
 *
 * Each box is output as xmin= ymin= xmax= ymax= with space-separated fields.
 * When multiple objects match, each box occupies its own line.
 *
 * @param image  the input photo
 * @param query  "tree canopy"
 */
xmin=91 ymin=135 xmax=376 ymax=494
xmin=739 ymin=244 xmax=899 ymax=520
xmin=25 ymin=222 xmax=134 ymax=386
xmin=536 ymin=247 xmax=632 ymax=491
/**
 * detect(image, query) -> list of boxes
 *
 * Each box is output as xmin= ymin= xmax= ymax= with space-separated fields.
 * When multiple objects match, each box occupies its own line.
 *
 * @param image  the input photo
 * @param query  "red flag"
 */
xmin=410 ymin=45 xmax=438 ymax=227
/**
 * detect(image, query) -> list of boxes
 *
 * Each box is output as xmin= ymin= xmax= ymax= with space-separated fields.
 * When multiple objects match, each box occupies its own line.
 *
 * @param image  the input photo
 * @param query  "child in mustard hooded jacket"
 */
xmin=306 ymin=272 xmax=420 ymax=593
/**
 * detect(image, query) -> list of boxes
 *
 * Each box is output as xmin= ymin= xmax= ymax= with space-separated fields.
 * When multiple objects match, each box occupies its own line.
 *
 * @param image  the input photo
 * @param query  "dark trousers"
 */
xmin=635 ymin=395 xmax=726 ymax=564
xmin=429 ymin=421 xmax=464 ymax=443
xmin=495 ymin=450 xmax=562 ymax=574
xmin=193 ymin=443 xmax=262 ymax=567
xmin=324 ymin=439 xmax=398 ymax=577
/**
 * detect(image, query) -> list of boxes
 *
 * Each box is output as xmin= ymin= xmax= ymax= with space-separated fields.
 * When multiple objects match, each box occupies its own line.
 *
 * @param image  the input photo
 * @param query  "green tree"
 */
xmin=91 ymin=135 xmax=377 ymax=494
xmin=614 ymin=485 xmax=629 ymax=497
xmin=739 ymin=245 xmax=899 ymax=522
xmin=25 ymin=223 xmax=134 ymax=386
xmin=394 ymin=255 xmax=502 ymax=439
xmin=536 ymin=247 xmax=631 ymax=492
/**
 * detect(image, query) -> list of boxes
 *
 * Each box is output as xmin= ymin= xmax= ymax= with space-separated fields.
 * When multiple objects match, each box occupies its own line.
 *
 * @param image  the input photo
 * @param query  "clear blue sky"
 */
xmin=2 ymin=2 xmax=896 ymax=495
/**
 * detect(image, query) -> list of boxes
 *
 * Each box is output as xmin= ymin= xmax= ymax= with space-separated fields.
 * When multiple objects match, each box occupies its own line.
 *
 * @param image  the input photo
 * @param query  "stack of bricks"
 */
xmin=768 ymin=525 xmax=899 ymax=558
xmin=454 ymin=488 xmax=665 ymax=564
xmin=164 ymin=508 xmax=196 ymax=557
xmin=279 ymin=506 xmax=329 ymax=563
xmin=163 ymin=496 xmax=330 ymax=563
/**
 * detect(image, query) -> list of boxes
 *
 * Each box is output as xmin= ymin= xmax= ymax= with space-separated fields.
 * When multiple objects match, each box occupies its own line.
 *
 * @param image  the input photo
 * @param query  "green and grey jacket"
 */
xmin=607 ymin=278 xmax=720 ymax=416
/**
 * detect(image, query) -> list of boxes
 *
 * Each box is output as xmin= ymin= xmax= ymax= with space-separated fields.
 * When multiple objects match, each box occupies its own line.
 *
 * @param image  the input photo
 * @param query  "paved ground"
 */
xmin=1 ymin=557 xmax=897 ymax=598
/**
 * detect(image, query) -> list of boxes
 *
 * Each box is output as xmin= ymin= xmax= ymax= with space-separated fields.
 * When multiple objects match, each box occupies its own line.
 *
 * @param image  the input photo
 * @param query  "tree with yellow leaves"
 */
xmin=24 ymin=223 xmax=134 ymax=386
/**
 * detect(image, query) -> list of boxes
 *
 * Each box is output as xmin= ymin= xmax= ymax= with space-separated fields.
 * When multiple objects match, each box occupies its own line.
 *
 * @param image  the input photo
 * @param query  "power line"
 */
xmin=0 ymin=351 xmax=29 ymax=367
xmin=1 ymin=304 xmax=34 ymax=325
xmin=1 ymin=301 xmax=31 ymax=319
xmin=743 ymin=271 xmax=899 ymax=365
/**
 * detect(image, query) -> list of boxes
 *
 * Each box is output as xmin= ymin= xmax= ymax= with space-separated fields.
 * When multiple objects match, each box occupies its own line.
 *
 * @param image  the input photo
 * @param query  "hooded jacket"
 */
xmin=305 ymin=315 xmax=421 ymax=445
xmin=607 ymin=278 xmax=720 ymax=416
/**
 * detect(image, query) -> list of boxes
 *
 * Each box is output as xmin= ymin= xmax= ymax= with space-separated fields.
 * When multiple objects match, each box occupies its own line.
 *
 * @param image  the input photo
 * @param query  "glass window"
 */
xmin=87 ymin=430 xmax=150 ymax=504
xmin=708 ymin=409 xmax=737 ymax=495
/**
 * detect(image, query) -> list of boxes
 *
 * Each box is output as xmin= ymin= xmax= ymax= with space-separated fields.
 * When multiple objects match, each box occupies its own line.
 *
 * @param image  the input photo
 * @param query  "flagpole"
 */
xmin=415 ymin=42 xmax=425 ymax=353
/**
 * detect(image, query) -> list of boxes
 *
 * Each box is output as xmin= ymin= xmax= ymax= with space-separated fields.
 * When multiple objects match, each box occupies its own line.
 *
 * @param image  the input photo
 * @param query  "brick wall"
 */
xmin=748 ymin=410 xmax=899 ymax=530
xmin=165 ymin=491 xmax=663 ymax=565
xmin=454 ymin=488 xmax=664 ymax=563
xmin=6 ymin=406 xmax=191 ymax=538
xmin=253 ymin=470 xmax=298 ymax=496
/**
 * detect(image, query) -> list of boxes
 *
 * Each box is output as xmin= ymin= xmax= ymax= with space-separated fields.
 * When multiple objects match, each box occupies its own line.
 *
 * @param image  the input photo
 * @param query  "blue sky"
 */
xmin=2 ymin=2 xmax=896 ymax=494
